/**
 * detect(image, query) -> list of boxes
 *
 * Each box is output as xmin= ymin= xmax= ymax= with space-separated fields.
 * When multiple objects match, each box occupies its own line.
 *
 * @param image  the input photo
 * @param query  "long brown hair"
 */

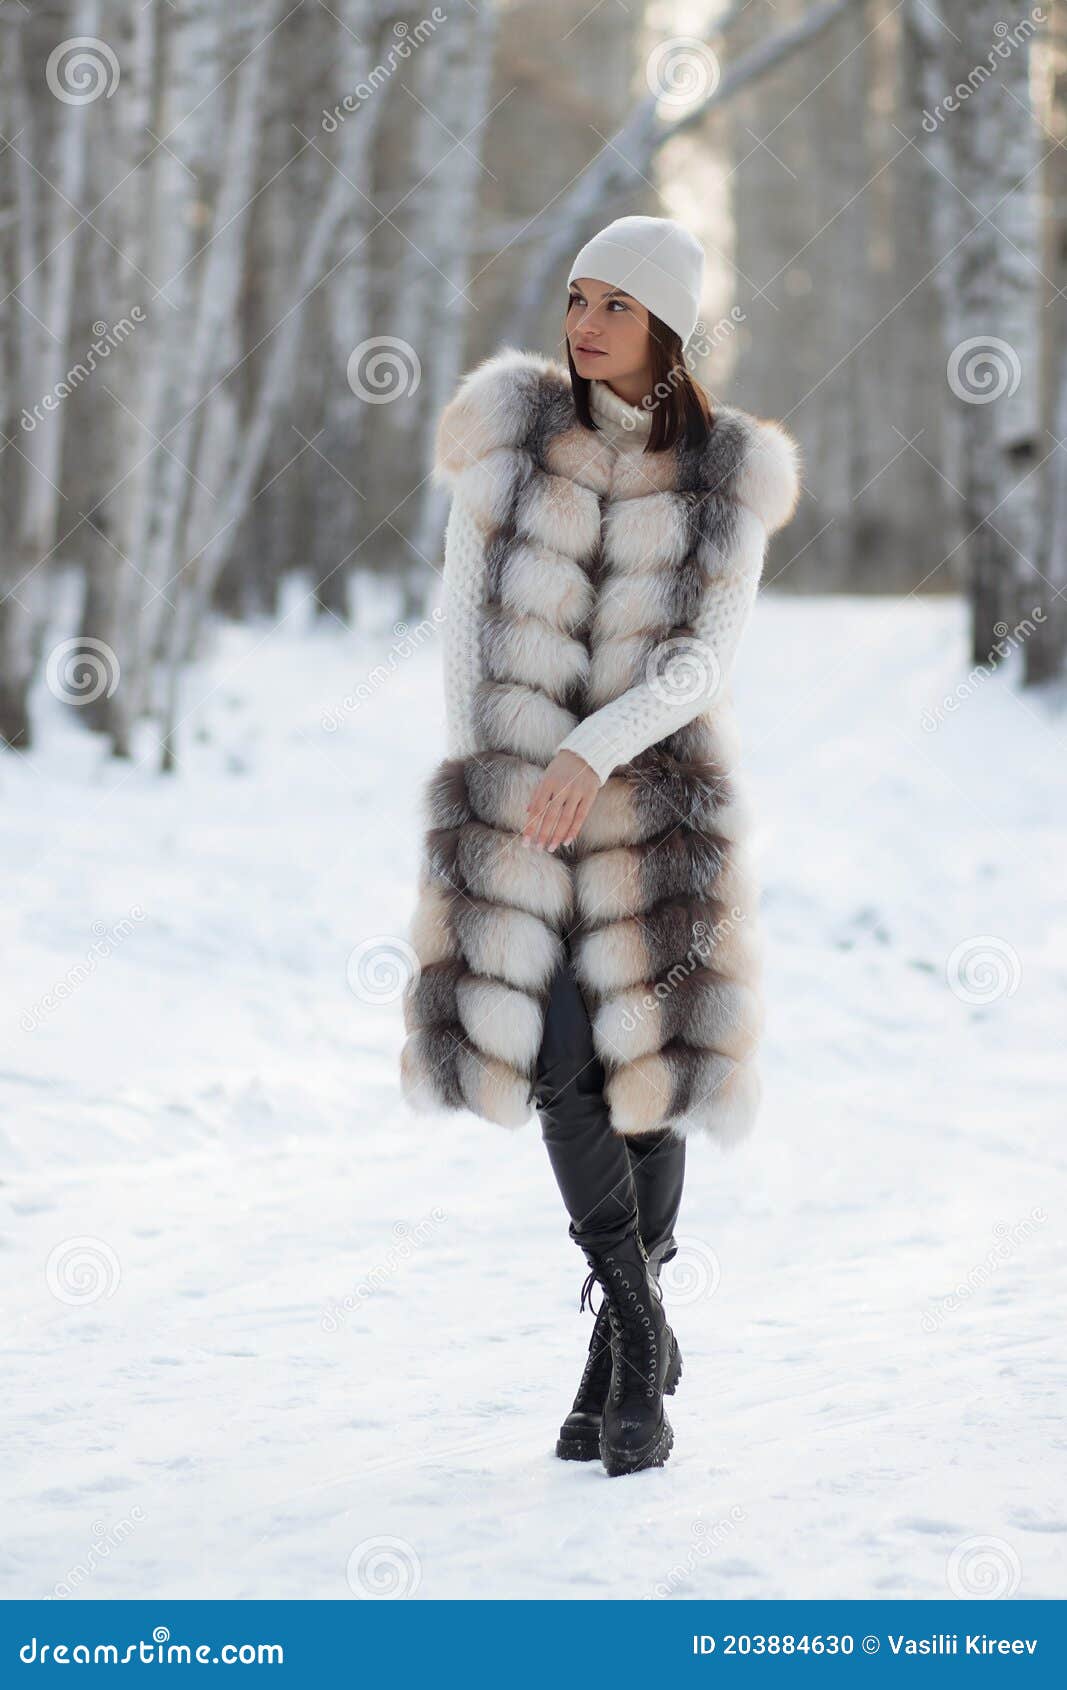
xmin=565 ymin=305 xmax=714 ymax=454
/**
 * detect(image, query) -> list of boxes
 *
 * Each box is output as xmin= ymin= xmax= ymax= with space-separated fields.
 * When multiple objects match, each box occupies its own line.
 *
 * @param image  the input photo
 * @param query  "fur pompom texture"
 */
xmin=401 ymin=349 xmax=802 ymax=1144
xmin=734 ymin=416 xmax=802 ymax=534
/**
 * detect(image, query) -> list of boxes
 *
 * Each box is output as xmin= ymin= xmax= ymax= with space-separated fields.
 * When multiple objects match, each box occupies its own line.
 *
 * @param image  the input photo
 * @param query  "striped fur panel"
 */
xmin=401 ymin=347 xmax=801 ymax=1144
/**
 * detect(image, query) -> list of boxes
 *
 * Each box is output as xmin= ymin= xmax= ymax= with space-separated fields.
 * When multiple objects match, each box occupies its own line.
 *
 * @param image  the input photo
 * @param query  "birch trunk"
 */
xmin=0 ymin=0 xmax=95 ymax=747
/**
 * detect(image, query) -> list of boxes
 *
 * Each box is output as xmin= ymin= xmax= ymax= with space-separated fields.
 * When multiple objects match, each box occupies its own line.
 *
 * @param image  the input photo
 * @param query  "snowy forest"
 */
xmin=2 ymin=0 xmax=1064 ymax=1608
xmin=1 ymin=0 xmax=1065 ymax=766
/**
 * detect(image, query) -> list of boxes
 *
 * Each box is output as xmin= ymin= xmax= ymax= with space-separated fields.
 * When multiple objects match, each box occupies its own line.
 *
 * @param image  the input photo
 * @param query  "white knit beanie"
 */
xmin=567 ymin=215 xmax=705 ymax=346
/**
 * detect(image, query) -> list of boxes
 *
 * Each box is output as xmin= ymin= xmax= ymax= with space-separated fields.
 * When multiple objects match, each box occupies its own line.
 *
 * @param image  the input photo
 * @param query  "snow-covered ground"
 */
xmin=2 ymin=579 xmax=1064 ymax=1601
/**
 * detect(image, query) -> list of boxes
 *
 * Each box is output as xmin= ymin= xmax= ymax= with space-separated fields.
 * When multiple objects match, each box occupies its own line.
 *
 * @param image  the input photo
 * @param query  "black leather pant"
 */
xmin=532 ymin=933 xmax=686 ymax=1269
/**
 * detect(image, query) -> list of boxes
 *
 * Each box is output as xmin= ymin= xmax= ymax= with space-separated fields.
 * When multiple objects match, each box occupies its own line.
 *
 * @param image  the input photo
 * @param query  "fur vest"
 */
xmin=399 ymin=346 xmax=801 ymax=1143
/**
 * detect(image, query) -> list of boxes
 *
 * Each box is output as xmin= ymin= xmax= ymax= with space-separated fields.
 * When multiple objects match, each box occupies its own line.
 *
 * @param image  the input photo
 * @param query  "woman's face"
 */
xmin=566 ymin=278 xmax=651 ymax=383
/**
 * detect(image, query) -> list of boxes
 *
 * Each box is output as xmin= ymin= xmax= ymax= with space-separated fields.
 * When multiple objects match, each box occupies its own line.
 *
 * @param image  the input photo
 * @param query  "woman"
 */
xmin=400 ymin=215 xmax=801 ymax=1477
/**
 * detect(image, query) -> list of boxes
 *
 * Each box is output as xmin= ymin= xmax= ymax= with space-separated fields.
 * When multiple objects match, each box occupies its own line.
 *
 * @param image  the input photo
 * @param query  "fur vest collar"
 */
xmin=400 ymin=347 xmax=800 ymax=1143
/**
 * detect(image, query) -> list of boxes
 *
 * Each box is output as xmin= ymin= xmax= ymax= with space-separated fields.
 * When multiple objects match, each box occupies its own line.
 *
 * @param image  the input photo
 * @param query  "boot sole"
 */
xmin=596 ymin=1333 xmax=682 ymax=1476
xmin=555 ymin=1427 xmax=601 ymax=1462
xmin=554 ymin=1338 xmax=679 ymax=1460
xmin=554 ymin=1340 xmax=682 ymax=1462
xmin=600 ymin=1411 xmax=674 ymax=1477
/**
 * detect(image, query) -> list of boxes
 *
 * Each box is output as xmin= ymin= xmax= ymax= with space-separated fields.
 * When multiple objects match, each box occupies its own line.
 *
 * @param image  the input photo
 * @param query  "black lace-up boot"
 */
xmin=582 ymin=1228 xmax=680 ymax=1476
xmin=555 ymin=1259 xmax=682 ymax=1462
xmin=554 ymin=1270 xmax=614 ymax=1461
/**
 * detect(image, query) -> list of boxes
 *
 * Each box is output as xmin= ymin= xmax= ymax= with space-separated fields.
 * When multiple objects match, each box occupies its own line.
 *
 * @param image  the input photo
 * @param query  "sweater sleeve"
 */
xmin=441 ymin=486 xmax=488 ymax=759
xmin=557 ymin=412 xmax=801 ymax=785
xmin=556 ymin=558 xmax=762 ymax=784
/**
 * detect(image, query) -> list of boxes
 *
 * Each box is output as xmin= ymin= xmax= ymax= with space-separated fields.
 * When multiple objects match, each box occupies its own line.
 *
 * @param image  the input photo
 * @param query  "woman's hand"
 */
xmin=521 ymin=749 xmax=600 ymax=852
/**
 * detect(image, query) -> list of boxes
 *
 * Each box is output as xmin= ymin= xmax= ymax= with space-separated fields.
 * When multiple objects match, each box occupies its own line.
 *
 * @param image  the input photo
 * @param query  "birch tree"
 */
xmin=0 ymin=1 xmax=97 ymax=747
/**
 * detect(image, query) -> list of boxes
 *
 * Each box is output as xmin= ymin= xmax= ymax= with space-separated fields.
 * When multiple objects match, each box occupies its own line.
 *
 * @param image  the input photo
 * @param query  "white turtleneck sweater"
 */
xmin=440 ymin=375 xmax=764 ymax=784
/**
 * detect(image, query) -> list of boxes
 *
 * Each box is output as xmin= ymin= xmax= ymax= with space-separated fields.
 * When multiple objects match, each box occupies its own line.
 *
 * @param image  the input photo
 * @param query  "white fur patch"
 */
xmin=573 ymin=918 xmax=649 ymax=995
xmin=407 ymin=880 xmax=459 ymax=967
xmin=456 ymin=902 xmax=560 ymax=993
xmin=689 ymin=978 xmax=764 ymax=1059
xmin=576 ymin=779 xmax=646 ymax=850
xmin=603 ymin=491 xmax=689 ymax=574
xmin=586 ymin=634 xmax=650 ymax=706
xmin=593 ymin=989 xmax=664 ymax=1064
xmin=467 ymin=753 xmax=544 ymax=834
xmin=479 ymin=682 xmax=577 ymax=765
xmin=487 ymin=612 xmax=589 ymax=702
xmin=594 ymin=570 xmax=674 ymax=641
xmin=575 ymin=847 xmax=645 ymax=923
xmin=734 ymin=419 xmax=801 ymax=534
xmin=605 ymin=1054 xmax=673 ymax=1132
xmin=671 ymin=1054 xmax=761 ymax=1146
xmin=457 ymin=824 xmax=572 ymax=924
xmin=450 ymin=449 xmax=528 ymax=532
xmin=609 ymin=446 xmax=677 ymax=499
xmin=500 ymin=542 xmax=595 ymax=634
xmin=518 ymin=474 xmax=601 ymax=558
xmin=456 ymin=975 xmax=543 ymax=1070
xmin=457 ymin=1046 xmax=532 ymax=1127
xmin=433 ymin=346 xmax=556 ymax=483
xmin=544 ymin=423 xmax=615 ymax=495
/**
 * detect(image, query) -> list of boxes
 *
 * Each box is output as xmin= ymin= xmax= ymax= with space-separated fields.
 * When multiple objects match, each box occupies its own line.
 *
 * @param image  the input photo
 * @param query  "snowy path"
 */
xmin=2 ymin=585 xmax=1065 ymax=1600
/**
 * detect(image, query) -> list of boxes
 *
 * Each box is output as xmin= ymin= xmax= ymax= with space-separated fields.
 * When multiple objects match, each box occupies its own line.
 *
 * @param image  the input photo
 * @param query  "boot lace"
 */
xmin=579 ymin=1267 xmax=600 ymax=1315
xmin=597 ymin=1252 xmax=661 ymax=1402
xmin=575 ymin=1268 xmax=611 ymax=1395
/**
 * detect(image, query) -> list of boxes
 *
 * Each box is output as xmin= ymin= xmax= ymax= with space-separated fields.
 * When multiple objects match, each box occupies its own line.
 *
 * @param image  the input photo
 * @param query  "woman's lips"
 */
xmin=576 ymin=346 xmax=606 ymax=356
